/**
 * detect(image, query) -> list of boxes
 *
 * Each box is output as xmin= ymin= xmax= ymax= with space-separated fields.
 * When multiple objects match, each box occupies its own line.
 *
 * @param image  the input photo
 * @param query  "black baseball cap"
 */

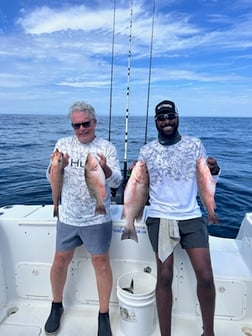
xmin=155 ymin=100 xmax=178 ymax=115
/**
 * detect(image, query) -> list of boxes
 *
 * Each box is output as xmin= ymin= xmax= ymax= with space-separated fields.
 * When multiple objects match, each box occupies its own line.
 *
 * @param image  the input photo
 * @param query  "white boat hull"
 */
xmin=0 ymin=205 xmax=252 ymax=335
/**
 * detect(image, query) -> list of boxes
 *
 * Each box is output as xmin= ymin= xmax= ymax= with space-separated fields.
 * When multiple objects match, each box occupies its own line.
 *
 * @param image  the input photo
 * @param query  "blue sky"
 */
xmin=0 ymin=0 xmax=252 ymax=117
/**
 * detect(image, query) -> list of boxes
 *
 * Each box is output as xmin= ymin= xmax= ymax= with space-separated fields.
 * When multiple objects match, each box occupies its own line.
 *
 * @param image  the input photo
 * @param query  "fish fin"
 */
xmin=122 ymin=279 xmax=134 ymax=294
xmin=63 ymin=153 xmax=70 ymax=166
xmin=121 ymin=225 xmax=138 ymax=243
xmin=135 ymin=208 xmax=145 ymax=222
xmin=121 ymin=208 xmax=126 ymax=220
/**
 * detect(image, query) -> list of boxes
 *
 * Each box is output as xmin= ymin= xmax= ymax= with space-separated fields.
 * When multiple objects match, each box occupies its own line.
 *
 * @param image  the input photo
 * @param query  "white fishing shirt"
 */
xmin=48 ymin=136 xmax=122 ymax=226
xmin=139 ymin=136 xmax=208 ymax=220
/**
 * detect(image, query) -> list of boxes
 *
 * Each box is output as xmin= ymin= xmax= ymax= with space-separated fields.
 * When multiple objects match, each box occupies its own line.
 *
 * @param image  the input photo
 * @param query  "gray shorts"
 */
xmin=146 ymin=216 xmax=209 ymax=252
xmin=56 ymin=220 xmax=112 ymax=255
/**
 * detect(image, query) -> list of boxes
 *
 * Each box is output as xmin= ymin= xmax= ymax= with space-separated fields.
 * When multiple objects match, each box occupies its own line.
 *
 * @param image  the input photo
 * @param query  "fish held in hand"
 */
xmin=50 ymin=149 xmax=68 ymax=218
xmin=121 ymin=160 xmax=149 ymax=242
xmin=197 ymin=157 xmax=220 ymax=224
xmin=85 ymin=153 xmax=106 ymax=215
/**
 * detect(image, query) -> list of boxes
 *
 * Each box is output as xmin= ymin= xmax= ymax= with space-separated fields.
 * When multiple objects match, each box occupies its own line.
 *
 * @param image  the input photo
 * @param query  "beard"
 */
xmin=156 ymin=118 xmax=181 ymax=146
xmin=157 ymin=119 xmax=179 ymax=139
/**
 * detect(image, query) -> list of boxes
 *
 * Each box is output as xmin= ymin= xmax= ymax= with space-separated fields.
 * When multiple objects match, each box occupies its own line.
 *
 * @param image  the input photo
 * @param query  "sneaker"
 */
xmin=98 ymin=311 xmax=112 ymax=336
xmin=44 ymin=302 xmax=64 ymax=335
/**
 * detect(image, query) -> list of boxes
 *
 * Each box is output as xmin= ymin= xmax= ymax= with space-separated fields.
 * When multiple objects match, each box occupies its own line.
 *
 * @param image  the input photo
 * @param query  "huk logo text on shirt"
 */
xmin=70 ymin=158 xmax=85 ymax=168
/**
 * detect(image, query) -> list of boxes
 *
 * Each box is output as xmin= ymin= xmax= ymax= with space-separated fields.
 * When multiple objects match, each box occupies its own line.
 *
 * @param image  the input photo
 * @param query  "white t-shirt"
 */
xmin=139 ymin=136 xmax=207 ymax=220
xmin=48 ymin=136 xmax=122 ymax=226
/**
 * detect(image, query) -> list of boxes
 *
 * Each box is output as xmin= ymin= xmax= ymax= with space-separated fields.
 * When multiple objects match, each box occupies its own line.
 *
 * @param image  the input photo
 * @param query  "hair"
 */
xmin=68 ymin=101 xmax=96 ymax=119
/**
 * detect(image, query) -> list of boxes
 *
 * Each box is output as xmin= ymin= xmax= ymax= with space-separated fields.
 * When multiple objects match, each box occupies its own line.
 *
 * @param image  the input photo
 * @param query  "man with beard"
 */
xmin=138 ymin=100 xmax=220 ymax=336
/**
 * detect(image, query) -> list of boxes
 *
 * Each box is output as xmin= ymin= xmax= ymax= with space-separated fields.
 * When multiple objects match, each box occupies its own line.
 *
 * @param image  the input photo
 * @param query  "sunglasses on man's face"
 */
xmin=155 ymin=113 xmax=178 ymax=121
xmin=71 ymin=119 xmax=93 ymax=129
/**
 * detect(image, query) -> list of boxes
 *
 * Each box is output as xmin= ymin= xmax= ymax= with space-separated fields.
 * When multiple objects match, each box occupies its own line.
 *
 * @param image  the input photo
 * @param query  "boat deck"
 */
xmin=1 ymin=205 xmax=252 ymax=336
xmin=2 ymin=301 xmax=252 ymax=336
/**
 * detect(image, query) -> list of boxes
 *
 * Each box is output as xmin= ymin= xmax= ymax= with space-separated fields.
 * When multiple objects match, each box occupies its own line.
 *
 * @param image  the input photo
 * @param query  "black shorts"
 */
xmin=146 ymin=216 xmax=209 ymax=252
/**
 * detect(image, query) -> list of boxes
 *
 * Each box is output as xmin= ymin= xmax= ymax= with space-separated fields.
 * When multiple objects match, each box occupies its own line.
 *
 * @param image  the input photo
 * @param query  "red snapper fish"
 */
xmin=121 ymin=160 xmax=149 ymax=242
xmin=85 ymin=153 xmax=106 ymax=215
xmin=50 ymin=149 xmax=69 ymax=218
xmin=197 ymin=157 xmax=220 ymax=224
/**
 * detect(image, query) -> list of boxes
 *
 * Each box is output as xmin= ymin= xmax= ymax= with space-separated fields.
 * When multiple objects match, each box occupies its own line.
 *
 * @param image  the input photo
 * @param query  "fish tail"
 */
xmin=121 ymin=224 xmax=138 ymax=243
xmin=207 ymin=213 xmax=220 ymax=225
xmin=53 ymin=205 xmax=59 ymax=218
xmin=95 ymin=204 xmax=106 ymax=215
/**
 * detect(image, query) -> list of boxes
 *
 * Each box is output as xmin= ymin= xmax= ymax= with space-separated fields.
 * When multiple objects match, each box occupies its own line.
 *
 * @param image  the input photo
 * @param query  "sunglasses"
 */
xmin=155 ymin=113 xmax=178 ymax=121
xmin=71 ymin=120 xmax=93 ymax=129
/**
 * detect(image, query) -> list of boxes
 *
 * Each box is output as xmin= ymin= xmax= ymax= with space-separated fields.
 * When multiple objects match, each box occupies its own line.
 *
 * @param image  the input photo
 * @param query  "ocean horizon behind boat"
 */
xmin=1 ymin=114 xmax=251 ymax=239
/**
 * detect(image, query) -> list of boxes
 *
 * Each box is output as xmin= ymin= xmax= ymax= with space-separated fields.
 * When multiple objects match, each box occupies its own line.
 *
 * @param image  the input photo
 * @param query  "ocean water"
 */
xmin=0 ymin=114 xmax=251 ymax=238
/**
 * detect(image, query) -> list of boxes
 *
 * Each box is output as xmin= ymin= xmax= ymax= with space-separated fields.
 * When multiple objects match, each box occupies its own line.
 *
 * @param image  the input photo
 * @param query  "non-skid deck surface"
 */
xmin=1 ymin=301 xmax=252 ymax=336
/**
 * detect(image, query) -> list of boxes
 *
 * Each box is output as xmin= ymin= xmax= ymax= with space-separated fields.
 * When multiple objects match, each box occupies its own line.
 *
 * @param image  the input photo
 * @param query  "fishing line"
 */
xmin=144 ymin=0 xmax=155 ymax=145
xmin=123 ymin=0 xmax=134 ymax=179
xmin=108 ymin=0 xmax=116 ymax=142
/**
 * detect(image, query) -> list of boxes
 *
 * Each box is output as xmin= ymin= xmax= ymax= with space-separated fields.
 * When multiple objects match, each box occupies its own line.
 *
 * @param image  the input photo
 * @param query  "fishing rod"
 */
xmin=144 ymin=0 xmax=155 ymax=145
xmin=108 ymin=0 xmax=116 ymax=142
xmin=123 ymin=0 xmax=134 ymax=180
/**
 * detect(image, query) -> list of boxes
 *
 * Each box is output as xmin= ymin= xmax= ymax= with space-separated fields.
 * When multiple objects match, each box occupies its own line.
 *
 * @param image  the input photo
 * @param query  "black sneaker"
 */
xmin=44 ymin=302 xmax=64 ymax=335
xmin=98 ymin=311 xmax=112 ymax=336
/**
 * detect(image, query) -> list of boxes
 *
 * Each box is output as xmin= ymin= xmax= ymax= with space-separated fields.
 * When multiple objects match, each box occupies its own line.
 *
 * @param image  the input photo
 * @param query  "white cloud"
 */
xmin=0 ymin=0 xmax=251 ymax=116
xmin=17 ymin=5 xmax=130 ymax=35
